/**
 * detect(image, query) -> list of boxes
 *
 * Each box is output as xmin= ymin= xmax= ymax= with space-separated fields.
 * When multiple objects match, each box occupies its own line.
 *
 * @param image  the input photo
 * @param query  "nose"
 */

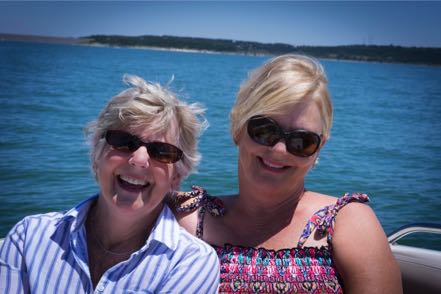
xmin=271 ymin=140 xmax=288 ymax=154
xmin=128 ymin=146 xmax=150 ymax=168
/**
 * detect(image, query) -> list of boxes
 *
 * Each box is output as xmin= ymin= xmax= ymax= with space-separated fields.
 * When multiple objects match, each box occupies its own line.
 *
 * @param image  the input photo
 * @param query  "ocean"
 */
xmin=1 ymin=41 xmax=440 ymax=247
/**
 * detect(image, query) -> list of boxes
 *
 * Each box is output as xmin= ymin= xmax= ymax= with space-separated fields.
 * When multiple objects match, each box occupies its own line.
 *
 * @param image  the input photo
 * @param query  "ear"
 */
xmin=92 ymin=161 xmax=100 ymax=182
xmin=311 ymin=136 xmax=328 ymax=168
xmin=320 ymin=135 xmax=328 ymax=149
xmin=233 ymin=127 xmax=247 ymax=146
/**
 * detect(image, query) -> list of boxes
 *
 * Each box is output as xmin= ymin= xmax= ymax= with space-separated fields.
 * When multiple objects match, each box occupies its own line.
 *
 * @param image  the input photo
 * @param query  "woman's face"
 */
xmin=237 ymin=101 xmax=325 ymax=194
xmin=95 ymin=126 xmax=180 ymax=217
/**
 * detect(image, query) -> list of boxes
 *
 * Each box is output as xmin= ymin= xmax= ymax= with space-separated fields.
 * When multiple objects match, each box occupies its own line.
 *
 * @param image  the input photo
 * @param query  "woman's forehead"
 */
xmin=131 ymin=121 xmax=179 ymax=143
xmin=272 ymin=102 xmax=323 ymax=131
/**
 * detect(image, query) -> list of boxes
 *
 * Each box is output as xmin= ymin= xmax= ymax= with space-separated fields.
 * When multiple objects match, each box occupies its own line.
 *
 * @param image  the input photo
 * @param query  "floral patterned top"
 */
xmin=173 ymin=187 xmax=369 ymax=293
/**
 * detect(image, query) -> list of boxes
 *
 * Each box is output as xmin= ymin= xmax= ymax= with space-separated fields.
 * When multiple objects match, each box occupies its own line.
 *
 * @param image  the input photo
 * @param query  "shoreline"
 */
xmin=1 ymin=33 xmax=439 ymax=66
xmin=85 ymin=42 xmax=270 ymax=57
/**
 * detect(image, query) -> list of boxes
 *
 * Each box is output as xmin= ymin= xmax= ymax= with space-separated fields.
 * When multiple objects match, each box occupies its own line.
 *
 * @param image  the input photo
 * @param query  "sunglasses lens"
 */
xmin=105 ymin=130 xmax=138 ymax=151
xmin=287 ymin=132 xmax=321 ymax=157
xmin=247 ymin=116 xmax=281 ymax=146
xmin=105 ymin=130 xmax=183 ymax=163
xmin=247 ymin=116 xmax=321 ymax=157
xmin=148 ymin=142 xmax=183 ymax=164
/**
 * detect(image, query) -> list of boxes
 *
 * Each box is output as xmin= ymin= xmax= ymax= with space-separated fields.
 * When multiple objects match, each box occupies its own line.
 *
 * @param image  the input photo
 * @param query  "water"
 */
xmin=1 ymin=42 xmax=440 ymax=244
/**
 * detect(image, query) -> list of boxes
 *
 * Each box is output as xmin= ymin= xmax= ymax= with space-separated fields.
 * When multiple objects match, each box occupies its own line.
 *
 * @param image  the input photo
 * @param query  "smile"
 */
xmin=118 ymin=175 xmax=150 ymax=191
xmin=259 ymin=157 xmax=289 ymax=170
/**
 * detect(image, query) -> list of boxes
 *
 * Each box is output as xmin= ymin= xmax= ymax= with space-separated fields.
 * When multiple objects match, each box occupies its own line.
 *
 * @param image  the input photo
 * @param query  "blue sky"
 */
xmin=1 ymin=1 xmax=440 ymax=47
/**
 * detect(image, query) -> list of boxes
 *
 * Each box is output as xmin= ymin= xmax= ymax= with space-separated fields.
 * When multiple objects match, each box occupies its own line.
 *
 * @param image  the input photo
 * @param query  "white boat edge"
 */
xmin=388 ymin=223 xmax=441 ymax=293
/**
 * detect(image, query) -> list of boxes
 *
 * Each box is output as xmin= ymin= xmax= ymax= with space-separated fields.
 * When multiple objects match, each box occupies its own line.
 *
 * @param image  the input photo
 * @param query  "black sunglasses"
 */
xmin=247 ymin=115 xmax=322 ymax=157
xmin=104 ymin=130 xmax=183 ymax=164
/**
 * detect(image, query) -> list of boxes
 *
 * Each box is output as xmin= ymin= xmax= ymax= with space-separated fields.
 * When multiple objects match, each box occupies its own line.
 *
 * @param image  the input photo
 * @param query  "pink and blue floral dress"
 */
xmin=173 ymin=187 xmax=369 ymax=293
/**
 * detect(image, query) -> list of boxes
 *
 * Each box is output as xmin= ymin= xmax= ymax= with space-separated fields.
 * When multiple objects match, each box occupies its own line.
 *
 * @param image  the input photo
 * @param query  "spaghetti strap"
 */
xmin=297 ymin=192 xmax=370 ymax=248
xmin=196 ymin=205 xmax=207 ymax=239
xmin=172 ymin=186 xmax=225 ymax=239
xmin=196 ymin=194 xmax=225 ymax=238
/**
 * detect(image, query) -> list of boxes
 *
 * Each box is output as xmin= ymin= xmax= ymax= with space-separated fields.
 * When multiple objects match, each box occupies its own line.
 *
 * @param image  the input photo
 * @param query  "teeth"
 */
xmin=262 ymin=159 xmax=285 ymax=169
xmin=120 ymin=175 xmax=148 ymax=186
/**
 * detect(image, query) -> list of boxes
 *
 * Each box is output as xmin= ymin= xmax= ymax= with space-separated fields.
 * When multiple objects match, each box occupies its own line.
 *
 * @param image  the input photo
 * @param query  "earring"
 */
xmin=312 ymin=157 xmax=319 ymax=169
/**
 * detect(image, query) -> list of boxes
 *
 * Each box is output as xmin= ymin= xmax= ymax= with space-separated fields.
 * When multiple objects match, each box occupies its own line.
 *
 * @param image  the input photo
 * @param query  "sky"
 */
xmin=0 ymin=1 xmax=440 ymax=47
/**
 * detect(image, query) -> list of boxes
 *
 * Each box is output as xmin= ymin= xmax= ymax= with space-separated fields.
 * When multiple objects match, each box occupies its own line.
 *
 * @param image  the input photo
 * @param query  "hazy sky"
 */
xmin=1 ymin=1 xmax=440 ymax=47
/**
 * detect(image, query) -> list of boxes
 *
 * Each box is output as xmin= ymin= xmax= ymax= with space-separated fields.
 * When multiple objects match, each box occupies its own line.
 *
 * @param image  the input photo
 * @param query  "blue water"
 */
xmin=1 ymin=41 xmax=440 ymax=240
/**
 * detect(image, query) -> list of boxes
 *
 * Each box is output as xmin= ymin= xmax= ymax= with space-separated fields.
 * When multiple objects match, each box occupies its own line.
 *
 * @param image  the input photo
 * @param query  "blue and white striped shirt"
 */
xmin=0 ymin=196 xmax=220 ymax=293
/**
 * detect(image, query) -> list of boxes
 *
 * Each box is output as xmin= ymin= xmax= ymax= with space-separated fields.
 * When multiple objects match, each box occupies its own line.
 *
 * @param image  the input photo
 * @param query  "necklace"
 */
xmin=87 ymin=205 xmax=135 ymax=256
xmin=90 ymin=225 xmax=134 ymax=256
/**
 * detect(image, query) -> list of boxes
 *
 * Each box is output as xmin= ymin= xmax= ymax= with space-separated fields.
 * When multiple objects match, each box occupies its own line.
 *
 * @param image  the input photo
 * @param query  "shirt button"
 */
xmin=97 ymin=284 xmax=105 ymax=292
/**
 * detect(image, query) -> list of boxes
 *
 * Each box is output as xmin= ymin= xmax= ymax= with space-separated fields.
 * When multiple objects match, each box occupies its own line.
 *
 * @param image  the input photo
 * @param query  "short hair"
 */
xmin=85 ymin=74 xmax=207 ymax=181
xmin=230 ymin=54 xmax=332 ymax=143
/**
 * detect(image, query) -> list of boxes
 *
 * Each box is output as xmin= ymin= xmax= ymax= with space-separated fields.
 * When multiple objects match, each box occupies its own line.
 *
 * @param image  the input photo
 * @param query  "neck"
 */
xmin=234 ymin=183 xmax=305 ymax=229
xmin=88 ymin=198 xmax=161 ymax=252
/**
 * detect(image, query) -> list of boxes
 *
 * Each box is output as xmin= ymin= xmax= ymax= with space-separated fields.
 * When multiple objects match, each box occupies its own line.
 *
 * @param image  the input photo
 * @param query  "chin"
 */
xmin=119 ymin=194 xmax=164 ymax=213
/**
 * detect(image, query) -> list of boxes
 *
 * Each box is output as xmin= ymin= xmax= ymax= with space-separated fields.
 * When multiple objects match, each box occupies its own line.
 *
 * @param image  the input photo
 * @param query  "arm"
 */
xmin=332 ymin=203 xmax=402 ymax=294
xmin=157 ymin=244 xmax=220 ymax=293
xmin=0 ymin=219 xmax=29 ymax=294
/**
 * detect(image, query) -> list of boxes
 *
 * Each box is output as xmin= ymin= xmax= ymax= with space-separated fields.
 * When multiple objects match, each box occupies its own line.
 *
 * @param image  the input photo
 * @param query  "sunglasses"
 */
xmin=104 ymin=130 xmax=183 ymax=164
xmin=247 ymin=115 xmax=322 ymax=157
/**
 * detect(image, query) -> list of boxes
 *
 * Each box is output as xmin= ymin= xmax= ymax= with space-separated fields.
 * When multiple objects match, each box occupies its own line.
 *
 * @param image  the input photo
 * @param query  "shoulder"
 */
xmin=7 ymin=211 xmax=65 ymax=238
xmin=302 ymin=191 xmax=369 ymax=219
xmin=333 ymin=193 xmax=373 ymax=229
xmin=3 ymin=196 xmax=95 ymax=249
xmin=167 ymin=186 xmax=226 ymax=236
xmin=177 ymin=226 xmax=218 ymax=257
xmin=299 ymin=191 xmax=338 ymax=215
xmin=328 ymin=192 xmax=375 ymax=244
xmin=161 ymin=205 xmax=217 ymax=257
xmin=303 ymin=191 xmax=338 ymax=206
xmin=0 ymin=211 xmax=66 ymax=263
xmin=330 ymin=196 xmax=402 ymax=292
xmin=306 ymin=191 xmax=368 ymax=206
xmin=331 ymin=197 xmax=389 ymax=262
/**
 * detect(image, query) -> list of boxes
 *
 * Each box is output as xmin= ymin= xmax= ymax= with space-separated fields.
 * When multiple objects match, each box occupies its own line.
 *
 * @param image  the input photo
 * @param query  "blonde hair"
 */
xmin=230 ymin=54 xmax=332 ymax=142
xmin=85 ymin=74 xmax=207 ymax=181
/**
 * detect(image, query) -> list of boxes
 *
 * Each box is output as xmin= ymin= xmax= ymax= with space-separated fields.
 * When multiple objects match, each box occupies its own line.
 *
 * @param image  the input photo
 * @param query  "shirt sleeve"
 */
xmin=157 ymin=244 xmax=220 ymax=293
xmin=0 ymin=218 xmax=29 ymax=294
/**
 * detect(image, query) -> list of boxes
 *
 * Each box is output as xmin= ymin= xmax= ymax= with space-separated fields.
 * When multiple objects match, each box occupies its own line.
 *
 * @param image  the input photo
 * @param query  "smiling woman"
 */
xmin=173 ymin=54 xmax=403 ymax=293
xmin=0 ymin=74 xmax=219 ymax=293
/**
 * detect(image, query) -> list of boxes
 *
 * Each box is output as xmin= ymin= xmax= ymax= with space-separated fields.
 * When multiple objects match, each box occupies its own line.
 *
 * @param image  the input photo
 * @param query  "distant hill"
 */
xmin=2 ymin=33 xmax=440 ymax=65
xmin=84 ymin=35 xmax=441 ymax=66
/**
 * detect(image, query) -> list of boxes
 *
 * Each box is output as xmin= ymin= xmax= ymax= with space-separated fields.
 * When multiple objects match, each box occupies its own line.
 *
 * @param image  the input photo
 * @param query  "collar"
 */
xmin=146 ymin=204 xmax=180 ymax=251
xmin=55 ymin=194 xmax=98 ymax=234
xmin=55 ymin=195 xmax=180 ymax=252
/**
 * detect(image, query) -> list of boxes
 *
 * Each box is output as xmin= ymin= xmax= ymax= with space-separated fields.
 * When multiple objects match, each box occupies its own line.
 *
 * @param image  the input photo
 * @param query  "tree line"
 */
xmin=85 ymin=34 xmax=441 ymax=65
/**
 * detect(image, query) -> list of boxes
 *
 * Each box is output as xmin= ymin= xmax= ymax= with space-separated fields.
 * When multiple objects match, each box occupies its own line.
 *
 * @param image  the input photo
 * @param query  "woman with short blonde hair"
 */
xmin=1 ymin=75 xmax=219 ymax=293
